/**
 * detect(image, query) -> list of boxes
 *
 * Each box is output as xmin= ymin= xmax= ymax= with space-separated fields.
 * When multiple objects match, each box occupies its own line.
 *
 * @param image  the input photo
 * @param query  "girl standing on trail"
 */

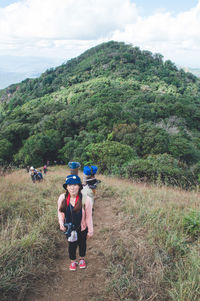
xmin=57 ymin=174 xmax=93 ymax=271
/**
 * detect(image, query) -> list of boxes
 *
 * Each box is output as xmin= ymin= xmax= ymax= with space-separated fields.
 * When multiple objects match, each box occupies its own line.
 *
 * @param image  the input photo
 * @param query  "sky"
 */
xmin=0 ymin=0 xmax=200 ymax=87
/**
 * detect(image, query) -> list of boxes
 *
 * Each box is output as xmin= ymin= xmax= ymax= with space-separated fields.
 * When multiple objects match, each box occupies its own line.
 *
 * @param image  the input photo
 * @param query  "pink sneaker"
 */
xmin=79 ymin=259 xmax=86 ymax=269
xmin=69 ymin=261 xmax=77 ymax=271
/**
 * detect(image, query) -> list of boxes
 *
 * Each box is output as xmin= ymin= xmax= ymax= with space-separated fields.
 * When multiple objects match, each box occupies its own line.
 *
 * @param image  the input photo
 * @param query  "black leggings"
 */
xmin=68 ymin=228 xmax=88 ymax=260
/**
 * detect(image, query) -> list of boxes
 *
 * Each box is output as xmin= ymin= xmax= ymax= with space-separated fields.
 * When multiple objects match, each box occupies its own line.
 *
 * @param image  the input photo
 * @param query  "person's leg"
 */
xmin=78 ymin=228 xmax=88 ymax=268
xmin=68 ymin=241 xmax=78 ymax=271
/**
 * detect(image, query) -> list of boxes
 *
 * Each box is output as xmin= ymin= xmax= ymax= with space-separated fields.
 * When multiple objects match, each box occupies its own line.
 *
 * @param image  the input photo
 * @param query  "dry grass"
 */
xmin=97 ymin=176 xmax=200 ymax=301
xmin=0 ymin=167 xmax=199 ymax=301
xmin=0 ymin=166 xmax=68 ymax=301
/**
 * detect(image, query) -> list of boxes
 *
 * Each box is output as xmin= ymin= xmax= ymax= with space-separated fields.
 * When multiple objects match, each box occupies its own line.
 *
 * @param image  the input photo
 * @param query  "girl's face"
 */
xmin=67 ymin=184 xmax=80 ymax=197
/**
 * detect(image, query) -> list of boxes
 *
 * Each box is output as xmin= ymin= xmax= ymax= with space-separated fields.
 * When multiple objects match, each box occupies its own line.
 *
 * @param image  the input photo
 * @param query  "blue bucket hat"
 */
xmin=63 ymin=174 xmax=82 ymax=190
xmin=68 ymin=162 xmax=81 ymax=169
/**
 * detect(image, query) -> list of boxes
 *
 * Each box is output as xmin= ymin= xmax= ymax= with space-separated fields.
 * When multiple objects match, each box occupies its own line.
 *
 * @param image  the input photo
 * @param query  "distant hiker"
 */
xmin=26 ymin=166 xmax=29 ymax=173
xmin=36 ymin=170 xmax=43 ymax=182
xmin=82 ymin=165 xmax=100 ymax=207
xmin=43 ymin=165 xmax=47 ymax=174
xmin=57 ymin=174 xmax=93 ymax=271
xmin=29 ymin=166 xmax=37 ymax=183
xmin=68 ymin=161 xmax=81 ymax=175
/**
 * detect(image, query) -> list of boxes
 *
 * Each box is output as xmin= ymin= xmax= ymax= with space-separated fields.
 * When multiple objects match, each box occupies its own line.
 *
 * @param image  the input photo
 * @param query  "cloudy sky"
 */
xmin=0 ymin=0 xmax=200 ymax=87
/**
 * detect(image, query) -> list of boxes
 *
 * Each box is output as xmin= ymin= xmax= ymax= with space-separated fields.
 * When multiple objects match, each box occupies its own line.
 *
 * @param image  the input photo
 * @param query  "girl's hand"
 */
xmin=60 ymin=224 xmax=66 ymax=232
xmin=87 ymin=234 xmax=92 ymax=239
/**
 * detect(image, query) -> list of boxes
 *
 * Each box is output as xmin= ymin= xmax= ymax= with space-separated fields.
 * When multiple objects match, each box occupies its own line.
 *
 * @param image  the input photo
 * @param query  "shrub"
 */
xmin=183 ymin=210 xmax=200 ymax=238
xmin=122 ymin=153 xmax=195 ymax=187
xmin=14 ymin=130 xmax=62 ymax=166
xmin=85 ymin=141 xmax=137 ymax=174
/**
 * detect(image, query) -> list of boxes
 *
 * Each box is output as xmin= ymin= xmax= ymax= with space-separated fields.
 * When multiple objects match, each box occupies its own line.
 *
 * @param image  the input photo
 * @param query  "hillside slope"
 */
xmin=0 ymin=41 xmax=200 ymax=187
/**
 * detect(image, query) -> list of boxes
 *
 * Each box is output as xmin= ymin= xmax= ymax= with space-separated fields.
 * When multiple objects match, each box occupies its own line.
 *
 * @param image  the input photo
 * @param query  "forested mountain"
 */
xmin=0 ymin=41 xmax=200 ymax=187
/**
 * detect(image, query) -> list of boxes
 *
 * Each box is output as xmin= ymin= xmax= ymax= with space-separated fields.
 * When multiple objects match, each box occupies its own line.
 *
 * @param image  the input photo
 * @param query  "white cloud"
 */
xmin=0 ymin=0 xmax=138 ymax=39
xmin=0 ymin=0 xmax=200 ymax=67
xmin=0 ymin=0 xmax=138 ymax=59
xmin=112 ymin=1 xmax=200 ymax=67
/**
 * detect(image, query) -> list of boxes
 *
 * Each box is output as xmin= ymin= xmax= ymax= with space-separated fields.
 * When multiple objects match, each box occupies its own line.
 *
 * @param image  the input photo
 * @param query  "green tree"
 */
xmin=85 ymin=141 xmax=137 ymax=174
xmin=59 ymin=130 xmax=105 ymax=163
xmin=123 ymin=154 xmax=194 ymax=187
xmin=0 ymin=139 xmax=13 ymax=164
xmin=168 ymin=134 xmax=199 ymax=164
xmin=135 ymin=124 xmax=169 ymax=156
xmin=14 ymin=130 xmax=62 ymax=166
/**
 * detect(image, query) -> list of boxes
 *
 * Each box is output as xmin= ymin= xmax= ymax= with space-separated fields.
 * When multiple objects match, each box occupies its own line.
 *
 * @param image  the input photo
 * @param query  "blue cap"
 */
xmin=83 ymin=165 xmax=98 ymax=176
xmin=63 ymin=175 xmax=82 ymax=190
xmin=68 ymin=162 xmax=80 ymax=169
xmin=91 ymin=165 xmax=98 ymax=175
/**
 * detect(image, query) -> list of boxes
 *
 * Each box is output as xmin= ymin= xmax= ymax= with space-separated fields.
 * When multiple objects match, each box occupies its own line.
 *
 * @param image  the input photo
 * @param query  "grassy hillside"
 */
xmin=0 ymin=41 xmax=200 ymax=187
xmin=0 ymin=166 xmax=199 ymax=300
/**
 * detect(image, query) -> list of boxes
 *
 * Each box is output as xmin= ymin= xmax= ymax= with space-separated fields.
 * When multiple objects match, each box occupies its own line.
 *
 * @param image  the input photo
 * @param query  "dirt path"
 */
xmin=26 ymin=186 xmax=116 ymax=301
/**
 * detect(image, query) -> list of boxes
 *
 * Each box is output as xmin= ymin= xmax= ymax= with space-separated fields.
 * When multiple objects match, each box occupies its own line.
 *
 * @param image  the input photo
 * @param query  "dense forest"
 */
xmin=0 ymin=41 xmax=200 ymax=187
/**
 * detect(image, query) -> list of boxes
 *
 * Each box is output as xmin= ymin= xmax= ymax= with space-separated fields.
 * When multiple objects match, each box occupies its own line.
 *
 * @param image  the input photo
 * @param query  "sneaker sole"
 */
xmin=79 ymin=266 xmax=86 ymax=269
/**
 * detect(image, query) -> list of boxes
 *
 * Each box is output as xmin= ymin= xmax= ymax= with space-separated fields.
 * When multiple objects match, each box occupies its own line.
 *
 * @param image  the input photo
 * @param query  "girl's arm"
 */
xmin=57 ymin=194 xmax=66 ymax=231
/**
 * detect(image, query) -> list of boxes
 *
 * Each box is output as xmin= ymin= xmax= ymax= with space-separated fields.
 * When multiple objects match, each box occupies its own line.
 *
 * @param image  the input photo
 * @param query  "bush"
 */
xmin=122 ymin=153 xmax=195 ymax=187
xmin=0 ymin=139 xmax=13 ymax=163
xmin=85 ymin=141 xmax=137 ymax=174
xmin=183 ymin=210 xmax=200 ymax=238
xmin=14 ymin=130 xmax=62 ymax=166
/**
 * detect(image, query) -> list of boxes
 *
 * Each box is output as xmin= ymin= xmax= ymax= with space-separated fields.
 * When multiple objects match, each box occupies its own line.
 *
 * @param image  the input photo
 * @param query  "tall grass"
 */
xmin=99 ymin=177 xmax=200 ymax=300
xmin=1 ymin=169 xmax=199 ymax=300
xmin=0 ymin=166 xmax=67 ymax=301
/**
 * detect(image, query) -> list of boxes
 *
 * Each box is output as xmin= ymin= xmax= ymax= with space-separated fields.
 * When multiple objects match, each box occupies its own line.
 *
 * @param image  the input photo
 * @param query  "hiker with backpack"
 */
xmin=57 ymin=174 xmax=93 ymax=271
xmin=68 ymin=161 xmax=81 ymax=175
xmin=29 ymin=166 xmax=37 ymax=183
xmin=82 ymin=165 xmax=101 ymax=208
xmin=36 ymin=169 xmax=43 ymax=182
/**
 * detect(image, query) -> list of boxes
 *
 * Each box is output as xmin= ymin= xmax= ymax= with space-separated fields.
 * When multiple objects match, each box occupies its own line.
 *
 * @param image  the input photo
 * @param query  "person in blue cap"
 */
xmin=57 ymin=174 xmax=93 ymax=271
xmin=68 ymin=161 xmax=81 ymax=175
xmin=82 ymin=165 xmax=101 ymax=208
xmin=82 ymin=165 xmax=98 ymax=185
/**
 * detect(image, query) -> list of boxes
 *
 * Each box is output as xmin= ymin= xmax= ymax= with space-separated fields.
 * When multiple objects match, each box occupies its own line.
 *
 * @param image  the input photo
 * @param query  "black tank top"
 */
xmin=65 ymin=203 xmax=82 ymax=228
